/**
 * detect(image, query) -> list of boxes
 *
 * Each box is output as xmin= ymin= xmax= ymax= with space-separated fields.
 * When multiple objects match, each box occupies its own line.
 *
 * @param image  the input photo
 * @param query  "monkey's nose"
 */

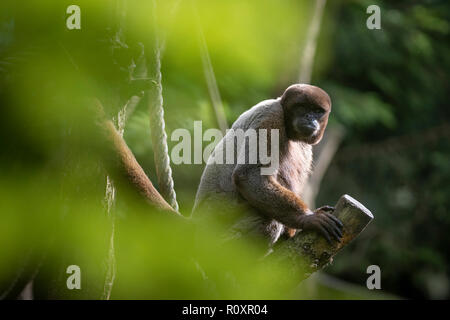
xmin=303 ymin=120 xmax=319 ymax=135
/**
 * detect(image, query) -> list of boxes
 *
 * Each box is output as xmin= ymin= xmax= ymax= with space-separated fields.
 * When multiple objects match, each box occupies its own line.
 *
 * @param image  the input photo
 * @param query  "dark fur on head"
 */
xmin=281 ymin=84 xmax=331 ymax=145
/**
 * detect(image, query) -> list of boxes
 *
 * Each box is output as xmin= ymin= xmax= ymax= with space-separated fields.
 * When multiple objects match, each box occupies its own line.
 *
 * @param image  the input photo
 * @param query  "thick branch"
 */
xmin=270 ymin=194 xmax=373 ymax=282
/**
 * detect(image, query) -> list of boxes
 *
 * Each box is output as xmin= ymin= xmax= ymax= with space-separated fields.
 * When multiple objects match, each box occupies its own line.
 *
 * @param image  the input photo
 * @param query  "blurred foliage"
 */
xmin=0 ymin=0 xmax=449 ymax=299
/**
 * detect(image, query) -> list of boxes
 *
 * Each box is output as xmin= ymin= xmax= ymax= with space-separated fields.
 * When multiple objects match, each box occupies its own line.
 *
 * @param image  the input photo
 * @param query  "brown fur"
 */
xmin=194 ymin=84 xmax=338 ymax=245
xmin=94 ymin=99 xmax=177 ymax=214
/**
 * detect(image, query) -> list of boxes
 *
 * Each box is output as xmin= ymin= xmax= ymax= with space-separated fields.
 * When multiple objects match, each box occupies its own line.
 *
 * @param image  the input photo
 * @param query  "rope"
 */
xmin=148 ymin=0 xmax=179 ymax=211
xmin=147 ymin=0 xmax=226 ymax=210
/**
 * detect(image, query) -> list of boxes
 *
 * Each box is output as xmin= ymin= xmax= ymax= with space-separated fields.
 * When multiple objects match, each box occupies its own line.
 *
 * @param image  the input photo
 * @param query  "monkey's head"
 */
xmin=280 ymin=84 xmax=331 ymax=145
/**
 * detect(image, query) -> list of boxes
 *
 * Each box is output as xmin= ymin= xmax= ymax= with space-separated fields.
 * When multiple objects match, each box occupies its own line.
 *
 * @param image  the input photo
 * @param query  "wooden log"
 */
xmin=270 ymin=194 xmax=373 ymax=282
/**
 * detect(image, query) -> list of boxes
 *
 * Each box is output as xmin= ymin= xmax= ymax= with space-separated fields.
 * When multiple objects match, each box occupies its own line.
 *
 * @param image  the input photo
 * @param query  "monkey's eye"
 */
xmin=312 ymin=107 xmax=325 ymax=115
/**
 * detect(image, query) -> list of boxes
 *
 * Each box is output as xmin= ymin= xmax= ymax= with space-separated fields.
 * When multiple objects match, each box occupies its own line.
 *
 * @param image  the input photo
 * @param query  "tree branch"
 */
xmin=270 ymin=194 xmax=373 ymax=282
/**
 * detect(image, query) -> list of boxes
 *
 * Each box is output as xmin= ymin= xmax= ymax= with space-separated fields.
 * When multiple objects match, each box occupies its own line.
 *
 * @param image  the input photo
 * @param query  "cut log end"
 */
xmin=336 ymin=194 xmax=373 ymax=220
xmin=271 ymin=194 xmax=373 ymax=282
xmin=334 ymin=194 xmax=373 ymax=249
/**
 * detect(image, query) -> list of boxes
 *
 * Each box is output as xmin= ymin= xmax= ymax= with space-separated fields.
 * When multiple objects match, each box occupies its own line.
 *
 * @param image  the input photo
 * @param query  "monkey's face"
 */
xmin=281 ymin=84 xmax=331 ymax=145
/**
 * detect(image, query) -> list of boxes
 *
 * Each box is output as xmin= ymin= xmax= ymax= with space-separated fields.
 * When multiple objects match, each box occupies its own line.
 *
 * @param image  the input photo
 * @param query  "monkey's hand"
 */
xmin=298 ymin=210 xmax=343 ymax=244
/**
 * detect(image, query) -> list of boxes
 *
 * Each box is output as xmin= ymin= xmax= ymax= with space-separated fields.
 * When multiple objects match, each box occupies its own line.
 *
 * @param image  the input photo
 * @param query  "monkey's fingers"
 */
xmin=325 ymin=217 xmax=344 ymax=239
xmin=314 ymin=223 xmax=333 ymax=244
xmin=325 ymin=212 xmax=344 ymax=229
xmin=318 ymin=205 xmax=335 ymax=212
xmin=319 ymin=219 xmax=342 ymax=242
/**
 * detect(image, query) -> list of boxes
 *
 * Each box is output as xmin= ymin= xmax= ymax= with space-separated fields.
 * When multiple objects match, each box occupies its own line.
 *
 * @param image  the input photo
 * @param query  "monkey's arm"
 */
xmin=232 ymin=164 xmax=342 ymax=243
xmin=232 ymin=165 xmax=308 ymax=227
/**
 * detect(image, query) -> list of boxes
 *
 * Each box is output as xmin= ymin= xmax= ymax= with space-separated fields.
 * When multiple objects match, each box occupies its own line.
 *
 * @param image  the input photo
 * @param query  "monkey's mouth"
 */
xmin=296 ymin=123 xmax=319 ymax=139
xmin=302 ymin=124 xmax=319 ymax=136
xmin=294 ymin=126 xmax=320 ymax=144
xmin=291 ymin=119 xmax=320 ymax=142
